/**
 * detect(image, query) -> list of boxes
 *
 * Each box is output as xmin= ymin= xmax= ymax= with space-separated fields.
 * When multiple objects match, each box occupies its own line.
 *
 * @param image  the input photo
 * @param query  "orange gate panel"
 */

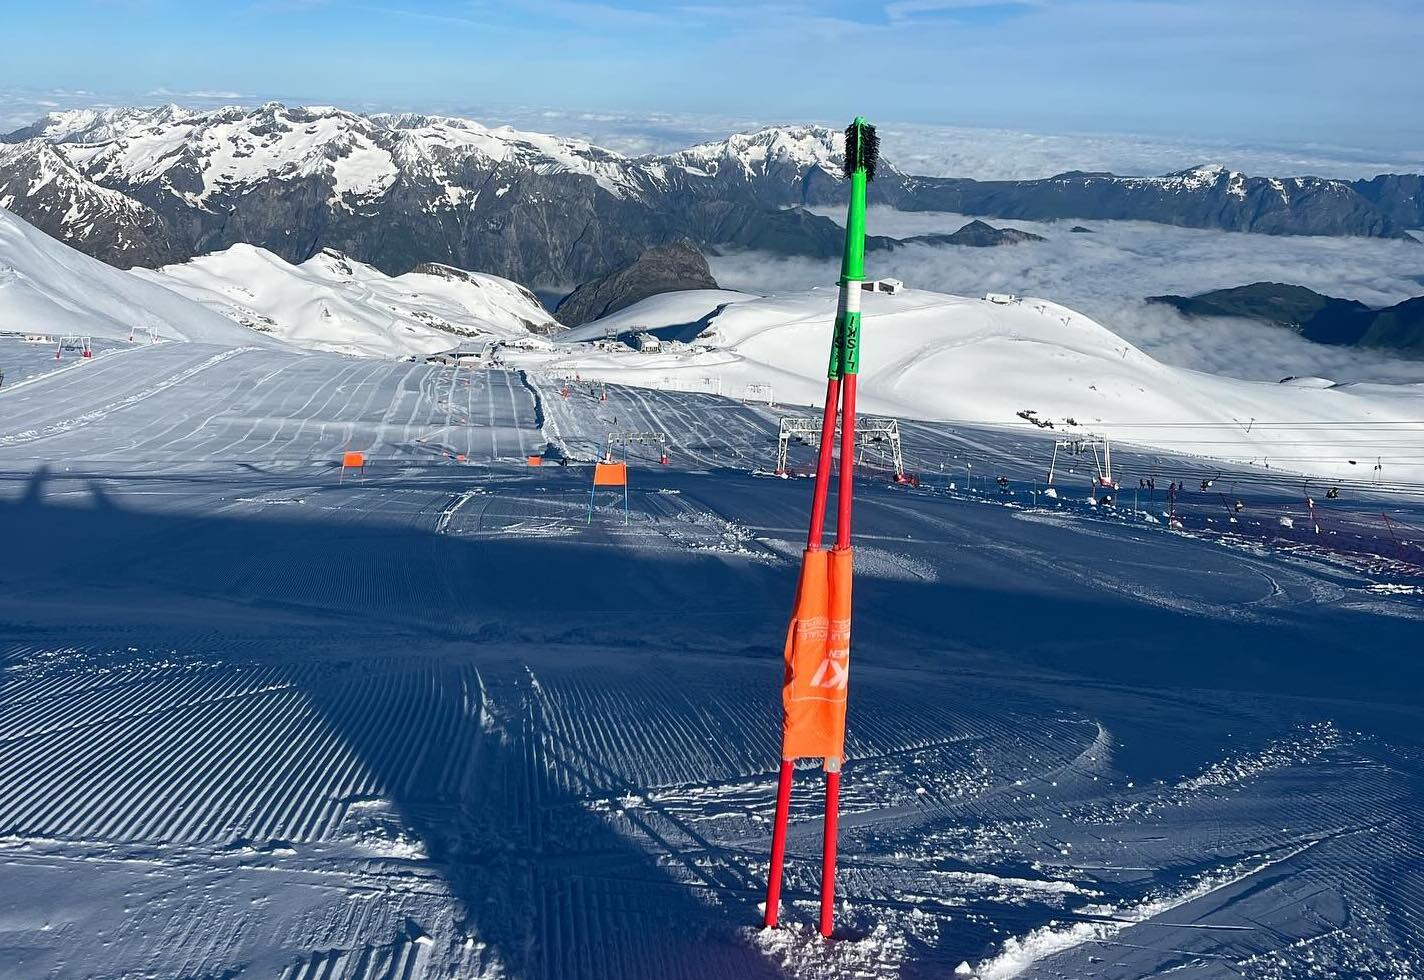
xmin=780 ymin=547 xmax=853 ymax=761
xmin=593 ymin=461 xmax=628 ymax=486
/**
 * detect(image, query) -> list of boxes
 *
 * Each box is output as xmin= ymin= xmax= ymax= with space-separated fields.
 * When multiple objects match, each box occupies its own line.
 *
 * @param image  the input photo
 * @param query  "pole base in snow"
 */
xmin=819 ymin=760 xmax=842 ymax=937
xmin=763 ymin=759 xmax=795 ymax=928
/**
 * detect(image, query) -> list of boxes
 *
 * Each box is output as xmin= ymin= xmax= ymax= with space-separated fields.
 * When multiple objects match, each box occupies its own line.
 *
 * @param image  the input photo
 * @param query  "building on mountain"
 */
xmin=427 ymin=344 xmax=491 ymax=366
xmin=862 ymin=278 xmax=903 ymax=295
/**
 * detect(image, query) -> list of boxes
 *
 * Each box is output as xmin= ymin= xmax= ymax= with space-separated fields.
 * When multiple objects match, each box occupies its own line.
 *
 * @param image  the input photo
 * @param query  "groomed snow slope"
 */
xmin=1 ymin=350 xmax=1422 ymax=980
xmin=527 ymin=286 xmax=1424 ymax=482
xmin=0 ymin=205 xmax=280 ymax=348
xmin=136 ymin=245 xmax=560 ymax=358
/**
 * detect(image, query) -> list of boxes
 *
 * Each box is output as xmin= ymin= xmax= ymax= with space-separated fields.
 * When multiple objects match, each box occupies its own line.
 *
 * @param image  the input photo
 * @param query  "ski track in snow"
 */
xmin=0 ymin=341 xmax=1422 ymax=979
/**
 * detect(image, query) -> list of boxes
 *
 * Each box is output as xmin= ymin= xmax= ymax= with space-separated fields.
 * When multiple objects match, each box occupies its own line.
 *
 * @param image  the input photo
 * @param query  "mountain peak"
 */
xmin=654 ymin=125 xmax=843 ymax=180
xmin=1162 ymin=163 xmax=1238 ymax=181
xmin=2 ymin=104 xmax=196 ymax=145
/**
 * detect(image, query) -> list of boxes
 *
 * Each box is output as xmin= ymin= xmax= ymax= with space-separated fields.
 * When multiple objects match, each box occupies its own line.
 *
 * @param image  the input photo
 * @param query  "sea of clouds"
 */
xmin=710 ymin=209 xmax=1424 ymax=385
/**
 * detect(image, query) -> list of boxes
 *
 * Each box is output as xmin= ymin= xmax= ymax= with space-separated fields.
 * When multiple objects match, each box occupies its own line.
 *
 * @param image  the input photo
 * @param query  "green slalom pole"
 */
xmin=831 ymin=117 xmax=873 ymax=382
xmin=806 ymin=117 xmax=877 ymax=548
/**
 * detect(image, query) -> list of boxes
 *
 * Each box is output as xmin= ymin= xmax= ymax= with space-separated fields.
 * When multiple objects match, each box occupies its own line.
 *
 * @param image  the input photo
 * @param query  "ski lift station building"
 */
xmin=633 ymin=332 xmax=662 ymax=353
xmin=985 ymin=292 xmax=1019 ymax=305
xmin=425 ymin=343 xmax=489 ymax=366
xmin=862 ymin=278 xmax=903 ymax=295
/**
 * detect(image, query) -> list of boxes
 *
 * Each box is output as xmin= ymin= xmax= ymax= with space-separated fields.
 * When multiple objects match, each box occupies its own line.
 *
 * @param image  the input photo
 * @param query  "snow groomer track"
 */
xmin=2 ymin=343 xmax=1423 ymax=980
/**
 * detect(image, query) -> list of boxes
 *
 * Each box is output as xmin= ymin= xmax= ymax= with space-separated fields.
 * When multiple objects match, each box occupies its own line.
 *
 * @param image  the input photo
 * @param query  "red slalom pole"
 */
xmin=820 ymin=373 xmax=856 ymax=938
xmin=835 ymin=375 xmax=858 ymax=550
xmin=807 ymin=377 xmax=842 ymax=547
xmin=764 ymin=759 xmax=795 ymax=927
xmin=767 ymin=377 xmax=840 ymax=927
xmin=819 ymin=763 xmax=842 ymax=936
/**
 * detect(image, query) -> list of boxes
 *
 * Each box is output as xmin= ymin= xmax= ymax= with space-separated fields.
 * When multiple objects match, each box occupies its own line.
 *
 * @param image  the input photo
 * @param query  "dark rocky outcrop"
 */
xmin=1148 ymin=282 xmax=1424 ymax=356
xmin=892 ymin=219 xmax=1045 ymax=248
xmin=1351 ymin=174 xmax=1424 ymax=231
xmin=554 ymin=240 xmax=719 ymax=327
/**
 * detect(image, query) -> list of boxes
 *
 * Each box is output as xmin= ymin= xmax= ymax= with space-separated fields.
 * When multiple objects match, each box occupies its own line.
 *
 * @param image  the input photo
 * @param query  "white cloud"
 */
xmin=148 ymin=88 xmax=245 ymax=100
xmin=885 ymin=0 xmax=1045 ymax=21
xmin=710 ymin=209 xmax=1424 ymax=384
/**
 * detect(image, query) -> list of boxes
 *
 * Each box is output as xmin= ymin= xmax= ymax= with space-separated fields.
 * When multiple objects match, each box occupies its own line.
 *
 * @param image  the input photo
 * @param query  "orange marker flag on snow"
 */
xmin=339 ymin=451 xmax=366 ymax=484
xmin=593 ymin=461 xmax=628 ymax=486
xmin=780 ymin=546 xmax=853 ymax=760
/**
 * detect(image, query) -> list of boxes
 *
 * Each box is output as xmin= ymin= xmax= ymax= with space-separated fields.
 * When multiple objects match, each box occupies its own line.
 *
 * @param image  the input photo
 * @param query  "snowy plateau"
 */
xmin=1 ymin=131 xmax=1423 ymax=980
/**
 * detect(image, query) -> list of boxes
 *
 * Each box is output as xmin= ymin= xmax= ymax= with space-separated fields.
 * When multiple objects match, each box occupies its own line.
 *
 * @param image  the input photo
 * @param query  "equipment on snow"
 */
xmin=763 ymin=116 xmax=876 ymax=939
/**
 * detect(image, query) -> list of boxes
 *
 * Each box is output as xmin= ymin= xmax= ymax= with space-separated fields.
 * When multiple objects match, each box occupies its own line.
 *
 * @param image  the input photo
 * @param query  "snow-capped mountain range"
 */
xmin=1 ymin=103 xmax=1420 ymax=290
xmin=879 ymin=164 xmax=1419 ymax=239
xmin=0 ymin=104 xmax=861 ymax=283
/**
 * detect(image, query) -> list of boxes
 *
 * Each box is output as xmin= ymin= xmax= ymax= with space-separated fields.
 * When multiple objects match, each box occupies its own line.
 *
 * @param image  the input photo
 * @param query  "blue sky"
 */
xmin=3 ymin=0 xmax=1421 ymax=150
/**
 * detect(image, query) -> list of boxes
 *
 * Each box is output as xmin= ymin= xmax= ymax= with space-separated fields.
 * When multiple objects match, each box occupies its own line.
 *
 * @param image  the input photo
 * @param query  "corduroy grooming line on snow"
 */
xmin=763 ymin=116 xmax=876 ymax=939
